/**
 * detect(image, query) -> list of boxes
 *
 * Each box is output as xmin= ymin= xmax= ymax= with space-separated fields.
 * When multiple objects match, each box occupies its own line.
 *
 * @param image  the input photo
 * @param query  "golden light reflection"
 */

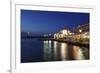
xmin=73 ymin=46 xmax=85 ymax=60
xmin=53 ymin=41 xmax=58 ymax=60
xmin=61 ymin=43 xmax=67 ymax=60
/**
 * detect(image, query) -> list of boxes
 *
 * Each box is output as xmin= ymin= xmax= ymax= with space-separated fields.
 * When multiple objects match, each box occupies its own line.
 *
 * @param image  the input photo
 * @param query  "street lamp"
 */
xmin=79 ymin=29 xmax=82 ymax=33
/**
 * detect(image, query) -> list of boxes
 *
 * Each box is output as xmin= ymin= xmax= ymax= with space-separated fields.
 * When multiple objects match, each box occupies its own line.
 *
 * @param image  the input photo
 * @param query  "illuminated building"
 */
xmin=54 ymin=29 xmax=72 ymax=39
xmin=74 ymin=24 xmax=90 ymax=41
xmin=75 ymin=24 xmax=89 ymax=33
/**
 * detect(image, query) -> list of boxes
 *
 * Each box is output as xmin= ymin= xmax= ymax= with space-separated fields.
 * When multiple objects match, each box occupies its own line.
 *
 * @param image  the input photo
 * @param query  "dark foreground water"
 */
xmin=21 ymin=38 xmax=89 ymax=63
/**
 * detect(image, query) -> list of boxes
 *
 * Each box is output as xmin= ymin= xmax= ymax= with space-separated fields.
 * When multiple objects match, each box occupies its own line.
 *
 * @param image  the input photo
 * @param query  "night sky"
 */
xmin=21 ymin=10 xmax=89 ymax=34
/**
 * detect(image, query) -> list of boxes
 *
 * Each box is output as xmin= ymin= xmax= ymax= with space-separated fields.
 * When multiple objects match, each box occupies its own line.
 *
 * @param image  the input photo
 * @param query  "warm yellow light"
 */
xmin=79 ymin=29 xmax=82 ymax=33
xmin=61 ymin=30 xmax=68 ymax=35
xmin=61 ymin=43 xmax=67 ymax=60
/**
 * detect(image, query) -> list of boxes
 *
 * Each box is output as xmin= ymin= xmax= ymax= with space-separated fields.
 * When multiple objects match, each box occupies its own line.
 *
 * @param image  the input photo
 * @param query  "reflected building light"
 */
xmin=77 ymin=49 xmax=85 ymax=60
xmin=54 ymin=41 xmax=57 ymax=49
xmin=53 ymin=41 xmax=58 ymax=60
xmin=43 ymin=41 xmax=49 ymax=49
xmin=61 ymin=43 xmax=67 ymax=60
xmin=73 ymin=46 xmax=79 ymax=59
xmin=48 ymin=40 xmax=52 ymax=49
xmin=44 ymin=41 xmax=49 ymax=44
xmin=43 ymin=40 xmax=52 ymax=60
xmin=44 ymin=41 xmax=49 ymax=51
xmin=73 ymin=46 xmax=85 ymax=60
xmin=49 ymin=40 xmax=51 ymax=44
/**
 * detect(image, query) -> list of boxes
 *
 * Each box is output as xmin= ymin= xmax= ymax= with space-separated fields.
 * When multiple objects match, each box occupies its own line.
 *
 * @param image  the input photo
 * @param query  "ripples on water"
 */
xmin=21 ymin=39 xmax=89 ymax=63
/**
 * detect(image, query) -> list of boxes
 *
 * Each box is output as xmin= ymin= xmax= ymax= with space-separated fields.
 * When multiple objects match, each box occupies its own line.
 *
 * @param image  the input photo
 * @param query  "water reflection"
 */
xmin=53 ymin=41 xmax=58 ymax=60
xmin=43 ymin=40 xmax=89 ymax=61
xmin=60 ymin=43 xmax=67 ymax=60
xmin=73 ymin=46 xmax=85 ymax=60
xmin=43 ymin=41 xmax=52 ymax=61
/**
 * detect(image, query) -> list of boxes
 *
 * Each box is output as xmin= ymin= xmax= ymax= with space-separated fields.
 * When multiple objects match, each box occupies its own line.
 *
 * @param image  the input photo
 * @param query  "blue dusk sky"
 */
xmin=21 ymin=10 xmax=89 ymax=34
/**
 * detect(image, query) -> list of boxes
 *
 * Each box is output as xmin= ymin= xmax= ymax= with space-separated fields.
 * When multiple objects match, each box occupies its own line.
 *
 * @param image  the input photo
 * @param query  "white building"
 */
xmin=54 ymin=29 xmax=72 ymax=39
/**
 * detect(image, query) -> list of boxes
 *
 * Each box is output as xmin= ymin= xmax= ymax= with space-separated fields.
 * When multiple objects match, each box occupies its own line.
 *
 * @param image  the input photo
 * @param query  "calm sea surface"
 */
xmin=21 ymin=38 xmax=89 ymax=63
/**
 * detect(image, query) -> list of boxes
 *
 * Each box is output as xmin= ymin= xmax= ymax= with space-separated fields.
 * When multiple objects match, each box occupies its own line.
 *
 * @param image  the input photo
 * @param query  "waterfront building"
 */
xmin=53 ymin=23 xmax=89 ymax=42
xmin=75 ymin=24 xmax=89 ymax=33
xmin=73 ymin=24 xmax=89 ymax=42
xmin=54 ymin=29 xmax=72 ymax=39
